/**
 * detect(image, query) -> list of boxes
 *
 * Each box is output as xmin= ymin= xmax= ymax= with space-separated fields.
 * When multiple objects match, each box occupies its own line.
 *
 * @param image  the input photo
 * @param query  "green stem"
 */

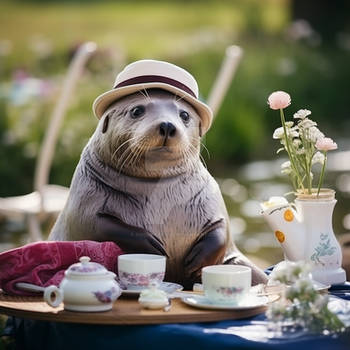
xmin=280 ymin=109 xmax=304 ymax=190
xmin=301 ymin=129 xmax=311 ymax=194
xmin=308 ymin=156 xmax=313 ymax=194
xmin=304 ymin=155 xmax=311 ymax=194
xmin=317 ymin=151 xmax=327 ymax=196
xmin=301 ymin=128 xmax=313 ymax=194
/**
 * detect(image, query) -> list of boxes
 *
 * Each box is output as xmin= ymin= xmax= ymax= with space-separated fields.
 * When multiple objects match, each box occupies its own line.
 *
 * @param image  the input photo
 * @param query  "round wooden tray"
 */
xmin=0 ymin=292 xmax=272 ymax=325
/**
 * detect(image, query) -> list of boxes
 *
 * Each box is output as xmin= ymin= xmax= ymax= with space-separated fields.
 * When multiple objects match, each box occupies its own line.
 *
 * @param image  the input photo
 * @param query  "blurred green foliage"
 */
xmin=0 ymin=0 xmax=349 ymax=196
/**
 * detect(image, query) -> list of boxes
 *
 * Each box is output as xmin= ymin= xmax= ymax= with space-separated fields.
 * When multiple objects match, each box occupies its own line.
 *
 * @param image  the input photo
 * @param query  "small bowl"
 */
xmin=118 ymin=254 xmax=166 ymax=290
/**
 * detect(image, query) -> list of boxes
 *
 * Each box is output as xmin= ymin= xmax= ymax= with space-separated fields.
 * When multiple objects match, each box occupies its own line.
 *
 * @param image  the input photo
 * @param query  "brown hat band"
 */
xmin=114 ymin=75 xmax=196 ymax=98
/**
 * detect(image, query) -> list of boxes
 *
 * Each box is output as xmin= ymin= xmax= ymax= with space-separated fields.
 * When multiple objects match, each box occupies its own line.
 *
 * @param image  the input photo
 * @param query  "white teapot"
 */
xmin=44 ymin=256 xmax=121 ymax=312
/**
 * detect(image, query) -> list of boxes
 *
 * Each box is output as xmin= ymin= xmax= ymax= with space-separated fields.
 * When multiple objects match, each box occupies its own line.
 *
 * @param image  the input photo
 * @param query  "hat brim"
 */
xmin=92 ymin=82 xmax=213 ymax=134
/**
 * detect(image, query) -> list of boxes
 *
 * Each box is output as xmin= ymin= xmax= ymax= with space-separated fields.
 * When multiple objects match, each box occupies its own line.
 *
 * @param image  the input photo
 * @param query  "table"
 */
xmin=2 ymin=291 xmax=350 ymax=350
xmin=0 ymin=293 xmax=271 ymax=325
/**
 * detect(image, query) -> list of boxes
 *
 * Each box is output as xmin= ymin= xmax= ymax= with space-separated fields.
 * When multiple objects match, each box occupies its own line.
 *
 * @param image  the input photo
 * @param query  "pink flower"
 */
xmin=315 ymin=137 xmax=338 ymax=152
xmin=268 ymin=91 xmax=291 ymax=110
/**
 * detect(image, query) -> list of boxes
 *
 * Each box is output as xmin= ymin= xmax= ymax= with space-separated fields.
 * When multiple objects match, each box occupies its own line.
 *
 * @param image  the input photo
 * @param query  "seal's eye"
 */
xmin=130 ymin=105 xmax=145 ymax=118
xmin=180 ymin=111 xmax=190 ymax=123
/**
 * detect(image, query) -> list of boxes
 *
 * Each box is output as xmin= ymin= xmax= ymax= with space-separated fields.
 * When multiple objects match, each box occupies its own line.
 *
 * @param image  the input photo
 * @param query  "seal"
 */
xmin=49 ymin=60 xmax=267 ymax=288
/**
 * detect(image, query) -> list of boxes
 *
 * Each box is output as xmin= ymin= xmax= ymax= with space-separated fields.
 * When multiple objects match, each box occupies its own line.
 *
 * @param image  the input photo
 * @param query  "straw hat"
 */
xmin=93 ymin=59 xmax=213 ymax=134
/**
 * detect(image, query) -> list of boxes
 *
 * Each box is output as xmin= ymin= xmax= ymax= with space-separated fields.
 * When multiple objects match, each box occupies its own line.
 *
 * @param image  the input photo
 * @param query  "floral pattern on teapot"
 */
xmin=93 ymin=287 xmax=120 ymax=303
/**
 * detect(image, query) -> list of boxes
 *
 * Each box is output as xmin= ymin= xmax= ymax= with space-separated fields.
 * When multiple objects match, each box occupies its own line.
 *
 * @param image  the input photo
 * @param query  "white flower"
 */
xmin=316 ymin=137 xmax=338 ymax=152
xmin=272 ymin=261 xmax=311 ymax=284
xmin=312 ymin=151 xmax=325 ymax=165
xmin=298 ymin=118 xmax=317 ymax=129
xmin=271 ymin=267 xmax=288 ymax=283
xmin=312 ymin=294 xmax=328 ymax=312
xmin=273 ymin=116 xmax=299 ymax=139
xmin=289 ymin=127 xmax=299 ymax=138
xmin=293 ymin=139 xmax=302 ymax=147
xmin=294 ymin=109 xmax=311 ymax=119
xmin=273 ymin=127 xmax=285 ymax=139
xmin=308 ymin=126 xmax=325 ymax=142
xmin=272 ymin=123 xmax=298 ymax=139
xmin=281 ymin=161 xmax=292 ymax=175
xmin=266 ymin=302 xmax=286 ymax=321
xmin=294 ymin=277 xmax=313 ymax=292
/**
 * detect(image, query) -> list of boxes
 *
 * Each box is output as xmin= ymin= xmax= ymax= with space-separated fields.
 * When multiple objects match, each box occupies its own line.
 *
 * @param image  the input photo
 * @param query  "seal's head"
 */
xmin=91 ymin=89 xmax=203 ymax=178
xmin=93 ymin=59 xmax=213 ymax=134
xmin=90 ymin=59 xmax=213 ymax=178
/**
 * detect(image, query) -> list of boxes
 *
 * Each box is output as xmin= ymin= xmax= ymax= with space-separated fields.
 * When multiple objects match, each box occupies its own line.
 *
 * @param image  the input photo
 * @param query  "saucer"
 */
xmin=121 ymin=282 xmax=183 ymax=295
xmin=181 ymin=294 xmax=269 ymax=310
xmin=312 ymin=280 xmax=331 ymax=293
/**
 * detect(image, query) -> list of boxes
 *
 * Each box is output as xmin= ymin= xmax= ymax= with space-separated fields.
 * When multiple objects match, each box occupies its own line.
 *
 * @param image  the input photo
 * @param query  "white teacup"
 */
xmin=202 ymin=265 xmax=251 ymax=304
xmin=118 ymin=254 xmax=166 ymax=290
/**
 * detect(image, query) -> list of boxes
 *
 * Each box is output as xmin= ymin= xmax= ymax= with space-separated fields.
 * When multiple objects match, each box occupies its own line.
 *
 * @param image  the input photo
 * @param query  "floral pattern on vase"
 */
xmin=119 ymin=271 xmax=165 ymax=287
xmin=310 ymin=233 xmax=337 ymax=266
xmin=93 ymin=287 xmax=119 ymax=303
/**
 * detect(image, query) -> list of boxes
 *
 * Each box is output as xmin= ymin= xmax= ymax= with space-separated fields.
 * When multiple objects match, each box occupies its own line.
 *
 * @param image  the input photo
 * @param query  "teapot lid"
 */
xmin=66 ymin=256 xmax=109 ymax=277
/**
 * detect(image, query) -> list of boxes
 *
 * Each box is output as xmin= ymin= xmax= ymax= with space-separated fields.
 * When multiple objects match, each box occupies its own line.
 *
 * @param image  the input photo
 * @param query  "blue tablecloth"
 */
xmin=3 ymin=289 xmax=350 ymax=350
xmin=4 ymin=308 xmax=350 ymax=350
xmin=2 ymin=267 xmax=350 ymax=350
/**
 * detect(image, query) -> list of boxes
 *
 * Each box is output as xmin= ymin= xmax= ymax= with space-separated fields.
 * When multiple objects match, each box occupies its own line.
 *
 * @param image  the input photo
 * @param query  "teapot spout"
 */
xmin=261 ymin=197 xmax=305 ymax=261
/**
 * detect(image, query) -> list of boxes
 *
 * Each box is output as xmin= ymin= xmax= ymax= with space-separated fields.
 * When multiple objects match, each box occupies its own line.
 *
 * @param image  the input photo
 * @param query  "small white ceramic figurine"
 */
xmin=138 ymin=283 xmax=169 ymax=309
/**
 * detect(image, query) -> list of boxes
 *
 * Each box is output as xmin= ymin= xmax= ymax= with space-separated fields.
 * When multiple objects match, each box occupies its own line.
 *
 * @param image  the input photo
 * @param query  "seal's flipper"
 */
xmin=95 ymin=212 xmax=168 ymax=257
xmin=224 ymin=252 xmax=268 ymax=286
xmin=183 ymin=223 xmax=227 ymax=288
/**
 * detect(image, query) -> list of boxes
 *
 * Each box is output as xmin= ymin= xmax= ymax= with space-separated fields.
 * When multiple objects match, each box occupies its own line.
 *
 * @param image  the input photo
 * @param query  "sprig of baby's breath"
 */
xmin=266 ymin=261 xmax=345 ymax=334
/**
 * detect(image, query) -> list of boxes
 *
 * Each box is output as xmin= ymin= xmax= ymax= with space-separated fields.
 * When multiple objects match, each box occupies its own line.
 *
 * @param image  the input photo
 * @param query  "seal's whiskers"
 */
xmin=117 ymin=148 xmax=136 ymax=174
xmin=111 ymin=136 xmax=136 ymax=160
xmin=200 ymin=141 xmax=211 ymax=159
xmin=139 ymin=89 xmax=151 ymax=103
xmin=174 ymin=93 xmax=186 ymax=103
xmin=180 ymin=146 xmax=197 ymax=174
xmin=116 ymin=136 xmax=149 ymax=174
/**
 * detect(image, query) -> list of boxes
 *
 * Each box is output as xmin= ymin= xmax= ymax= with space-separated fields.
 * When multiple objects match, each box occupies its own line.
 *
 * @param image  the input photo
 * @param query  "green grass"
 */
xmin=0 ymin=0 xmax=288 ymax=76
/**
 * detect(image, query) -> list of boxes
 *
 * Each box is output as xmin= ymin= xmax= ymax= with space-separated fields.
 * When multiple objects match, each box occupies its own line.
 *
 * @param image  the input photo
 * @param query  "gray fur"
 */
xmin=49 ymin=90 xmax=267 ymax=286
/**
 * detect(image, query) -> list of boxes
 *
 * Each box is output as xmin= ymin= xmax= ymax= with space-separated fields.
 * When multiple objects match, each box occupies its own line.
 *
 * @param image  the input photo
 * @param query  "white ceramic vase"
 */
xmin=261 ymin=189 xmax=346 ymax=285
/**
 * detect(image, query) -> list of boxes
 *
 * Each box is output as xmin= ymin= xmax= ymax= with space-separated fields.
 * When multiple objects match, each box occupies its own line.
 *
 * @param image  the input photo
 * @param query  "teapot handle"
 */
xmin=44 ymin=285 xmax=63 ymax=308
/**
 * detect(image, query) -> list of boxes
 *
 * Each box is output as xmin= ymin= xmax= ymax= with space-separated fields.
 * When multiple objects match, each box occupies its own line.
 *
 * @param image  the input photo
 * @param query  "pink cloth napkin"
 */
xmin=0 ymin=240 xmax=123 ymax=296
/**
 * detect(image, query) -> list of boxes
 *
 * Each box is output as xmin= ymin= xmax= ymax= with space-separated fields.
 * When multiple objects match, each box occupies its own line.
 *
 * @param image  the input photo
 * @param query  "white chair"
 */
xmin=0 ymin=42 xmax=97 ymax=241
xmin=207 ymin=45 xmax=243 ymax=119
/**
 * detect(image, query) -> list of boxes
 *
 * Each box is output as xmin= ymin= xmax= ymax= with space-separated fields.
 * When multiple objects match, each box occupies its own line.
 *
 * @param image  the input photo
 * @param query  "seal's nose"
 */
xmin=159 ymin=122 xmax=176 ymax=138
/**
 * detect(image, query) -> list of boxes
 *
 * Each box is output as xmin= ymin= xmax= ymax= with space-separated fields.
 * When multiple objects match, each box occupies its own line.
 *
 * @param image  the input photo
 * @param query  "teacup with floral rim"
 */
xmin=118 ymin=254 xmax=166 ymax=290
xmin=202 ymin=265 xmax=251 ymax=304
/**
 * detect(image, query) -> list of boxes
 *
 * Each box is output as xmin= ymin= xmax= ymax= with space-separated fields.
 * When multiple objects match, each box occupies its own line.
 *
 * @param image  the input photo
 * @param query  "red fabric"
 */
xmin=0 ymin=240 xmax=123 ymax=296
